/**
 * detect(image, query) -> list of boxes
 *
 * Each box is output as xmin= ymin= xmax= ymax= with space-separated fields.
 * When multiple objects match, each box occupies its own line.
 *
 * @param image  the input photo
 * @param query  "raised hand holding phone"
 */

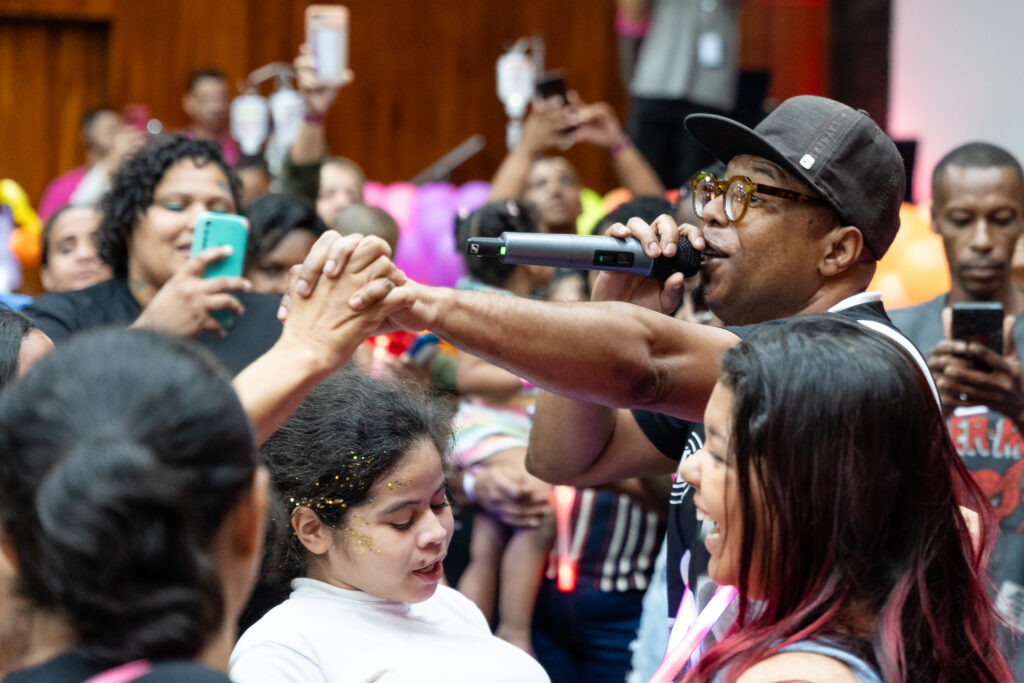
xmin=131 ymin=243 xmax=251 ymax=339
xmin=306 ymin=5 xmax=349 ymax=87
xmin=929 ymin=303 xmax=1024 ymax=415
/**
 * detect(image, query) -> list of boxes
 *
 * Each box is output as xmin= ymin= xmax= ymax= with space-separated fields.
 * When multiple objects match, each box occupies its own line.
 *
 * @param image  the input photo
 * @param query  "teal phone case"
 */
xmin=190 ymin=212 xmax=249 ymax=326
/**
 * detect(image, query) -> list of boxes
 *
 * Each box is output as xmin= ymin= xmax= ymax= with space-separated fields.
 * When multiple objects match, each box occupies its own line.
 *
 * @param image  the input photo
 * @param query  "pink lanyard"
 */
xmin=649 ymin=584 xmax=739 ymax=683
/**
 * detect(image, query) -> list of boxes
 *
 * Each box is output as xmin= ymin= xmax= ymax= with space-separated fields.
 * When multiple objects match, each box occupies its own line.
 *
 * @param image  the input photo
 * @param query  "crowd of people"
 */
xmin=2 ymin=5 xmax=1023 ymax=682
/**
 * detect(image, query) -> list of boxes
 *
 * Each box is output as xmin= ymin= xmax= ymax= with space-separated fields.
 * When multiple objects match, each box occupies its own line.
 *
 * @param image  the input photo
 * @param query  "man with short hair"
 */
xmin=290 ymin=96 xmax=920 ymax=675
xmin=179 ymin=68 xmax=240 ymax=165
xmin=889 ymin=141 xmax=1024 ymax=678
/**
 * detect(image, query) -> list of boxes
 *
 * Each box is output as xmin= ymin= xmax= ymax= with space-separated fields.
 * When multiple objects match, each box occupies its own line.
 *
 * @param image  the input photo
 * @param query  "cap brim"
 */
xmin=684 ymin=113 xmax=815 ymax=191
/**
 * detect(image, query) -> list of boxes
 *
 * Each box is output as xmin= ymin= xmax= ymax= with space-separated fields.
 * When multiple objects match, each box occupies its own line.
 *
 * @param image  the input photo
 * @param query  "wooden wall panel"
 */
xmin=0 ymin=0 xmax=111 ymax=21
xmin=0 ymin=17 xmax=109 ymax=205
xmin=108 ymin=0 xmax=252 ymax=133
xmin=740 ymin=0 xmax=829 ymax=103
xmin=2 ymin=0 xmax=834 ymax=213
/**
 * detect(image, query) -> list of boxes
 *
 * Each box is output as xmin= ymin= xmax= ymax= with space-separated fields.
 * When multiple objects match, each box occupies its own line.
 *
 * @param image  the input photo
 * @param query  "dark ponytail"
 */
xmin=0 ymin=329 xmax=256 ymax=665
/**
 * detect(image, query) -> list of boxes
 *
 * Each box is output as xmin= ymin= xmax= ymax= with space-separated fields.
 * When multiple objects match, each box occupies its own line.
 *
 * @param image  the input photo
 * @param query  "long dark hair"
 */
xmin=687 ymin=316 xmax=1010 ymax=682
xmin=0 ymin=329 xmax=256 ymax=665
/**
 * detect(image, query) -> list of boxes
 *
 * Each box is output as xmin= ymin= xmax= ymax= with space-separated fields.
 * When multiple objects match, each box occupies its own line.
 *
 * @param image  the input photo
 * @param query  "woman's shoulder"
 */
xmin=735 ymin=639 xmax=881 ymax=683
xmin=735 ymin=651 xmax=861 ymax=683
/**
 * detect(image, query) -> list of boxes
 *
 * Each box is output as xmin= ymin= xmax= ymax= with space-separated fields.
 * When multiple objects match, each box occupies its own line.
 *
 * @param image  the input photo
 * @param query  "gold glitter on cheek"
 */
xmin=344 ymin=526 xmax=374 ymax=554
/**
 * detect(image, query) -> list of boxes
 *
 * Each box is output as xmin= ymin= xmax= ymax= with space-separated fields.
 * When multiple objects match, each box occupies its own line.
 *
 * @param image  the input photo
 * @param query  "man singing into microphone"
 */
xmin=287 ymin=95 xmax=921 ymax=668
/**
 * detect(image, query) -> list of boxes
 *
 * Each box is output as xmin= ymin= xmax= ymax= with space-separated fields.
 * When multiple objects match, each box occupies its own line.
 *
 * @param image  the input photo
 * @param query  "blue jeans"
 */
xmin=532 ymin=578 xmax=645 ymax=683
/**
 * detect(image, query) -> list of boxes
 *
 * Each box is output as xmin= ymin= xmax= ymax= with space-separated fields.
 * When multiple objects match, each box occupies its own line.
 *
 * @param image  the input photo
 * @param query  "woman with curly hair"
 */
xmin=23 ymin=136 xmax=282 ymax=374
xmin=676 ymin=317 xmax=1011 ymax=682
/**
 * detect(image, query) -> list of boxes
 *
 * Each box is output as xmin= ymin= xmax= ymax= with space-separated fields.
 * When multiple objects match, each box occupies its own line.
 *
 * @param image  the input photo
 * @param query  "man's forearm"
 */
xmin=414 ymin=284 xmax=733 ymax=419
xmin=527 ymin=390 xmax=618 ymax=485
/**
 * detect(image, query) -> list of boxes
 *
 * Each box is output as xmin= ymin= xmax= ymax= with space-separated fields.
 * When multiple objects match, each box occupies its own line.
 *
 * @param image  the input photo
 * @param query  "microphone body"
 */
xmin=465 ymin=232 xmax=702 ymax=279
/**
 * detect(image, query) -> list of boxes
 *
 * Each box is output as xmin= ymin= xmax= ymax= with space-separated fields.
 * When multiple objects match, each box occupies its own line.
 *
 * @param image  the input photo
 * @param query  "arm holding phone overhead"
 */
xmin=287 ymin=5 xmax=354 ymax=178
xmin=489 ymin=96 xmax=578 ymax=201
xmin=573 ymin=99 xmax=665 ymax=197
xmin=490 ymin=85 xmax=664 ymax=202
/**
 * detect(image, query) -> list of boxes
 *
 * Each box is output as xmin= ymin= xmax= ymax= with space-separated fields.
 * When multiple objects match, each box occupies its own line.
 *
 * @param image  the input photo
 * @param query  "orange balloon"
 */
xmin=869 ymin=202 xmax=950 ymax=309
xmin=600 ymin=188 xmax=633 ymax=216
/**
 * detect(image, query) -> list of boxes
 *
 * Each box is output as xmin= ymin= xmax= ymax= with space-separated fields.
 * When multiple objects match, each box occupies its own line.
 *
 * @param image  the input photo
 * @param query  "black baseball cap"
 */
xmin=685 ymin=95 xmax=905 ymax=259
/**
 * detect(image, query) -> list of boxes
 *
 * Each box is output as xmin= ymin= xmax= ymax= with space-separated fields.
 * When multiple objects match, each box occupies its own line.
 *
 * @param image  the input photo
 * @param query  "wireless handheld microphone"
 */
xmin=465 ymin=232 xmax=702 ymax=280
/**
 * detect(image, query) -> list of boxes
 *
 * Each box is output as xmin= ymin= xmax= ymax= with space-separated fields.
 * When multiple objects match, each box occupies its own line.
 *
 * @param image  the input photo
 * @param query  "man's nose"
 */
xmin=970 ymin=221 xmax=994 ymax=252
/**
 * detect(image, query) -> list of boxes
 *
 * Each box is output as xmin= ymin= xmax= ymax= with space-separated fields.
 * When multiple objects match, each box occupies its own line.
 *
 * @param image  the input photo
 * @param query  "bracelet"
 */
xmin=303 ymin=111 xmax=326 ymax=125
xmin=462 ymin=470 xmax=477 ymax=503
xmin=609 ymin=136 xmax=631 ymax=158
xmin=615 ymin=12 xmax=651 ymax=37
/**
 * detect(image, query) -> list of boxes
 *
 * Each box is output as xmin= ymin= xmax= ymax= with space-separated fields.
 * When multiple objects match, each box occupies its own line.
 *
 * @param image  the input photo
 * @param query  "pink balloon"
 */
xmin=364 ymin=182 xmax=417 ymax=236
xmin=455 ymin=181 xmax=491 ymax=216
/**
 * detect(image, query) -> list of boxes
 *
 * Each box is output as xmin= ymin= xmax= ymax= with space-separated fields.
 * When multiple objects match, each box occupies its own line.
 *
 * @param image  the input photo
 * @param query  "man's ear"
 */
xmin=292 ymin=506 xmax=332 ymax=555
xmin=182 ymin=93 xmax=195 ymax=119
xmin=819 ymin=226 xmax=865 ymax=277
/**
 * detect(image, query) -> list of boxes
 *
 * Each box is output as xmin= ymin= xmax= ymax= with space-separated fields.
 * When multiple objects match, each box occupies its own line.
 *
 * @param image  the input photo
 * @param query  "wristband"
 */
xmin=609 ymin=136 xmax=631 ymax=158
xmin=615 ymin=12 xmax=651 ymax=37
xmin=462 ymin=470 xmax=477 ymax=503
xmin=303 ymin=111 xmax=326 ymax=125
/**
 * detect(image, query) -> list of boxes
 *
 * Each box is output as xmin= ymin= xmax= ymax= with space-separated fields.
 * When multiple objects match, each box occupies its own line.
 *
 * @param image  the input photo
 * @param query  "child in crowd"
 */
xmin=449 ymin=200 xmax=555 ymax=653
xmin=230 ymin=369 xmax=548 ymax=682
xmin=243 ymin=193 xmax=326 ymax=295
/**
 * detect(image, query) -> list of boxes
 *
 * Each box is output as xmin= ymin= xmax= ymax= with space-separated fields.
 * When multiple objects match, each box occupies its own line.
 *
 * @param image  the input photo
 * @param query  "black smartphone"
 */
xmin=951 ymin=302 xmax=1004 ymax=356
xmin=535 ymin=70 xmax=577 ymax=135
xmin=536 ymin=70 xmax=569 ymax=104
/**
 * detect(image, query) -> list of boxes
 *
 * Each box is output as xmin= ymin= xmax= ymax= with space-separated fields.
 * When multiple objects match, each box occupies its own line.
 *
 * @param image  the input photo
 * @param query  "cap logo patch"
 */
xmin=799 ymin=154 xmax=816 ymax=169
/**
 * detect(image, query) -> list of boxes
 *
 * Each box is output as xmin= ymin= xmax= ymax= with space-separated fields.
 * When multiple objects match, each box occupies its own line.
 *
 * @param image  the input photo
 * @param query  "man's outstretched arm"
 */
xmin=386 ymin=281 xmax=737 ymax=420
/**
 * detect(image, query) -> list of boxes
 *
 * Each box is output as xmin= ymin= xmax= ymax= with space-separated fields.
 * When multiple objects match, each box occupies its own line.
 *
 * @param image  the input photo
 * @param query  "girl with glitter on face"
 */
xmin=231 ymin=369 xmax=550 ymax=683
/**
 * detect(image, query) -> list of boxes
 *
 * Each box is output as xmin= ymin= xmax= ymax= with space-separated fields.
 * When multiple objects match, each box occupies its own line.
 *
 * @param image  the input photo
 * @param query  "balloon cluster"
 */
xmin=0 ymin=179 xmax=43 ymax=293
xmin=363 ymin=180 xmax=491 ymax=287
xmin=869 ymin=202 xmax=950 ymax=309
xmin=364 ymin=183 xmax=949 ymax=310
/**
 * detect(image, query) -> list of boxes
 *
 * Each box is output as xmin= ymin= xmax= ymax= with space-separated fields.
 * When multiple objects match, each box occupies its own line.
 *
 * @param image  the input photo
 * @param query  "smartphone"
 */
xmin=407 ymin=332 xmax=440 ymax=367
xmin=191 ymin=212 xmax=249 ymax=326
xmin=306 ymin=5 xmax=349 ymax=86
xmin=535 ymin=70 xmax=576 ymax=136
xmin=951 ymin=302 xmax=1004 ymax=356
xmin=536 ymin=70 xmax=569 ymax=104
